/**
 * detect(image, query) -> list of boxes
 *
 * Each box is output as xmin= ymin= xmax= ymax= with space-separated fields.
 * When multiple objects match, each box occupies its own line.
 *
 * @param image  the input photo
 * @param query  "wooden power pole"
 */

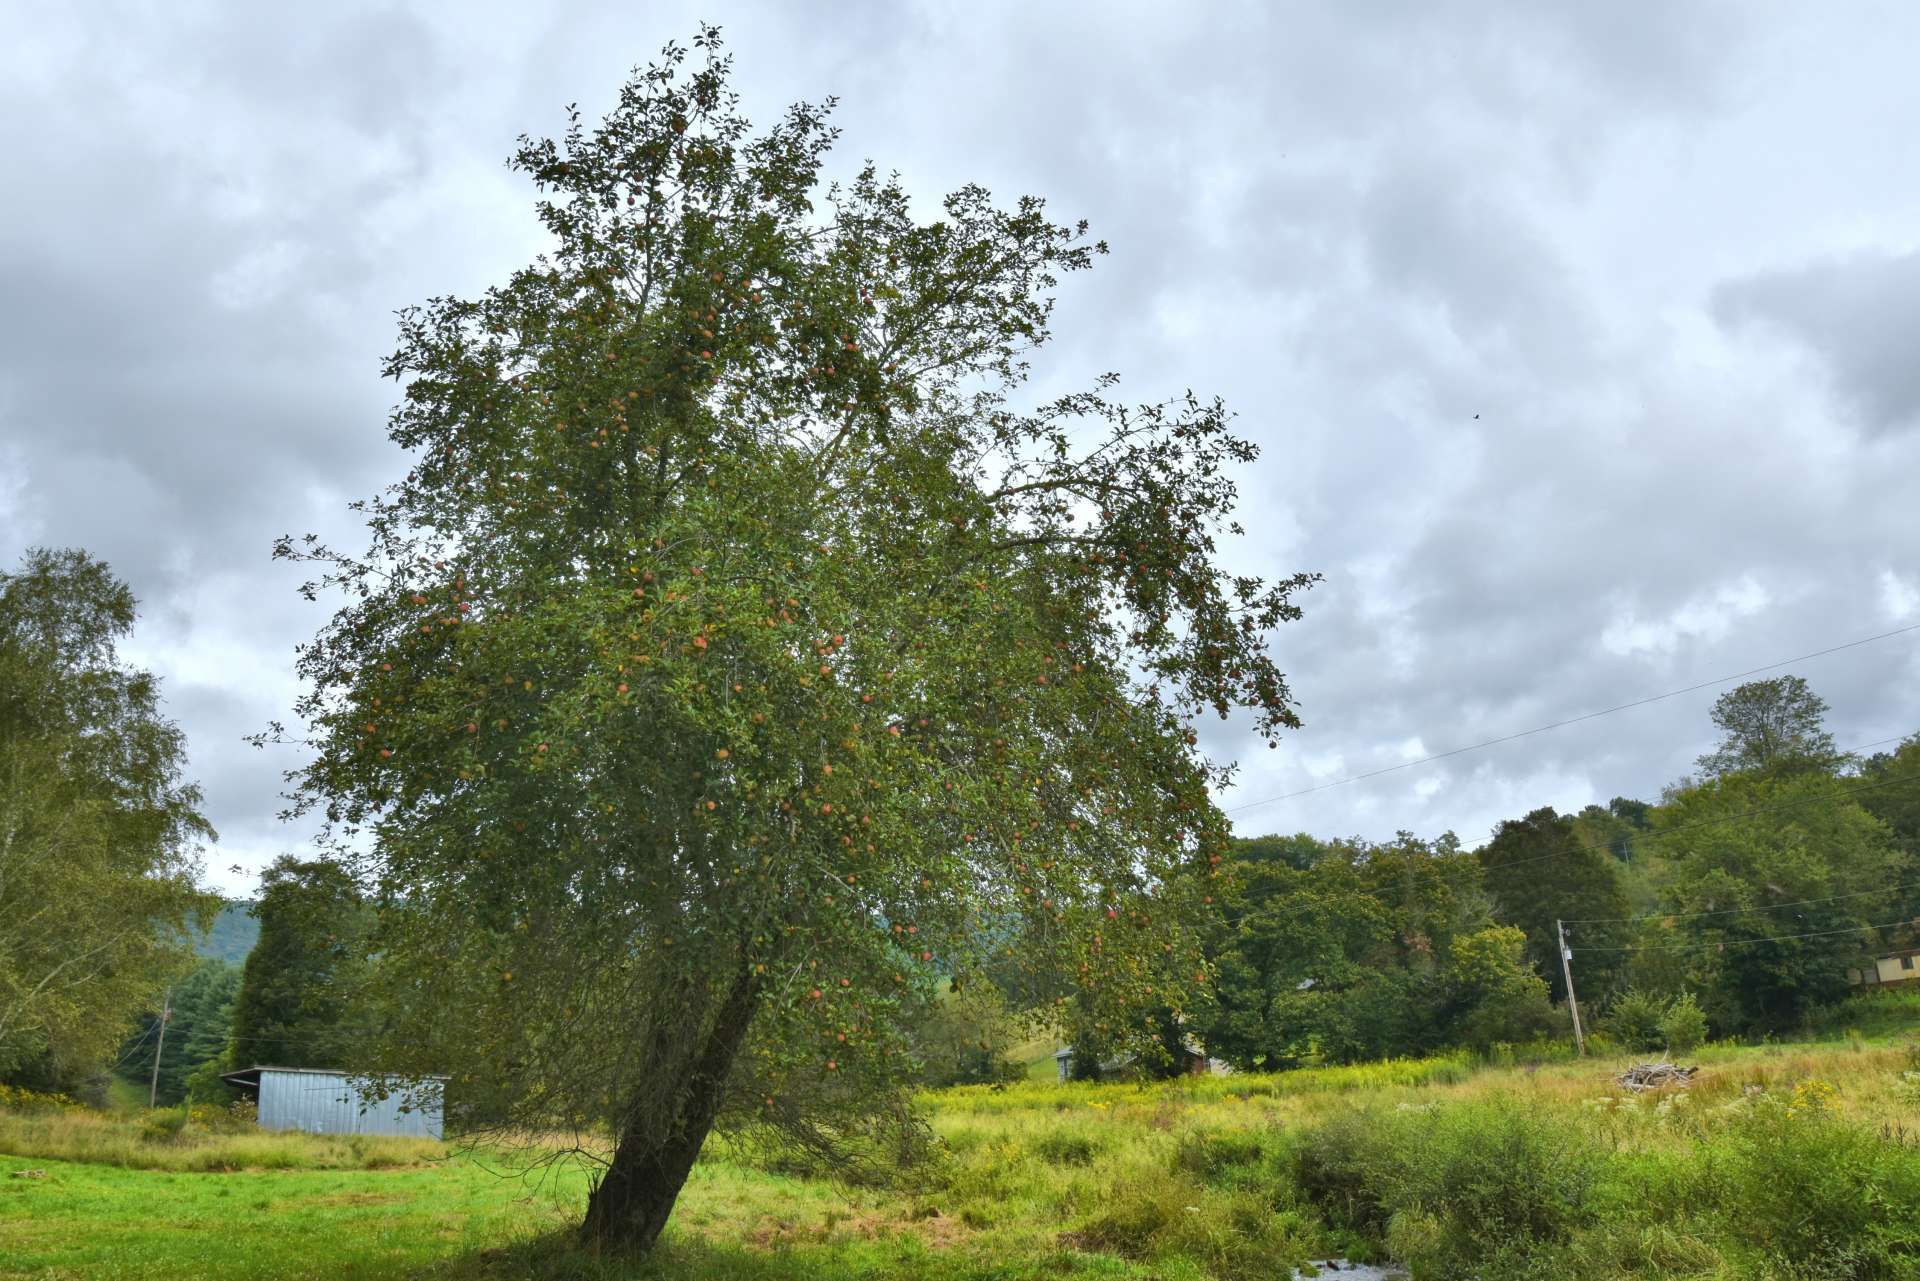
xmin=1557 ymin=919 xmax=1587 ymax=1057
xmin=148 ymin=988 xmax=173 ymax=1107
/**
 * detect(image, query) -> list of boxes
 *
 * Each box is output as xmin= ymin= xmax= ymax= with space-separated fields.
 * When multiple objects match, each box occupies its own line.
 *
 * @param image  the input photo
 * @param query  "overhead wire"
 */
xmin=1229 ymin=735 xmax=1919 ymax=930
xmin=1563 ymin=879 xmax=1920 ymax=927
xmin=1478 ymin=746 xmax=1916 ymax=876
xmin=1572 ymin=919 xmax=1920 ymax=956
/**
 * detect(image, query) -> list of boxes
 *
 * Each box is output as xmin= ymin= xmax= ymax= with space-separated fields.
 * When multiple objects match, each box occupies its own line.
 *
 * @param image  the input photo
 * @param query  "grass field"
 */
xmin=5 ymin=1027 xmax=1920 ymax=1280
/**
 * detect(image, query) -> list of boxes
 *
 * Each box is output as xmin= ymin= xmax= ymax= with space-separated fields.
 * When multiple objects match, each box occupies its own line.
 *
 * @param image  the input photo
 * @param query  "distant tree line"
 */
xmin=109 ymin=856 xmax=373 ymax=1106
xmin=1030 ymin=676 xmax=1920 ymax=1078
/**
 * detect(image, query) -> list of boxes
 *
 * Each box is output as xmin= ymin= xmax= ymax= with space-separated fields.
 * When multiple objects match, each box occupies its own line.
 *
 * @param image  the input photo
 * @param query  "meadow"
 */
xmin=5 ymin=1022 xmax=1920 ymax=1280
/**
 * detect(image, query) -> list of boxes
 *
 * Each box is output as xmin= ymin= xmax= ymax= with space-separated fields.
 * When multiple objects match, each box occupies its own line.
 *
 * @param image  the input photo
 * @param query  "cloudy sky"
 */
xmin=5 ymin=1 xmax=1918 ymax=896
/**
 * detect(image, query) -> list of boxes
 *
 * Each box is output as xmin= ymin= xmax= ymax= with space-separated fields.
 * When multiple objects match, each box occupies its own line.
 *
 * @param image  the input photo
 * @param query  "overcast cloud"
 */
xmin=4 ymin=1 xmax=1917 ymax=896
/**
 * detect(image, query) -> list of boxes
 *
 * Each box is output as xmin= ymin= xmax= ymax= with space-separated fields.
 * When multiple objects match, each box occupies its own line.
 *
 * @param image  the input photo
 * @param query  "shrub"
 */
xmin=1291 ymin=1109 xmax=1391 ymax=1235
xmin=138 ymin=1106 xmax=190 ymax=1143
xmin=1659 ymin=993 xmax=1708 ymax=1055
xmin=0 ymin=1083 xmax=80 ymax=1112
xmin=1705 ymin=1100 xmax=1920 ymax=1277
xmin=1029 ymin=1127 xmax=1103 ymax=1166
xmin=1294 ymin=1101 xmax=1602 ymax=1275
xmin=1602 ymin=989 xmax=1670 ymax=1054
xmin=183 ymin=1057 xmax=239 ymax=1106
xmin=1072 ymin=1167 xmax=1312 ymax=1280
xmin=1390 ymin=1103 xmax=1600 ymax=1255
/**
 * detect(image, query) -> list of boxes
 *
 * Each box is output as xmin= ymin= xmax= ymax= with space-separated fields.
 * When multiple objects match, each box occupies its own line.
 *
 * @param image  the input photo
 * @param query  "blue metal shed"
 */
xmin=220 ymin=1067 xmax=447 ymax=1139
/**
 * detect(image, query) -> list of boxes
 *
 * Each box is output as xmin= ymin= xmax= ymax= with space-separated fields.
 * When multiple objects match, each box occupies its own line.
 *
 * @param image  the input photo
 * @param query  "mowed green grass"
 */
xmin=0 ymin=1152 xmax=576 ymax=1280
xmin=0 ymin=1149 xmax=1141 ymax=1281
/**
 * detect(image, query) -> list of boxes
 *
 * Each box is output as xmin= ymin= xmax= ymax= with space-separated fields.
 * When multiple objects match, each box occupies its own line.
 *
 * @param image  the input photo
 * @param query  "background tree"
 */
xmin=118 ymin=959 xmax=240 ymax=1104
xmin=0 ymin=548 xmax=215 ymax=1087
xmin=910 ymin=978 xmax=1026 ymax=1087
xmin=1199 ymin=832 xmax=1496 ymax=1068
xmin=1477 ymin=807 xmax=1630 ymax=1007
xmin=1859 ymin=736 xmax=1920 ymax=855
xmin=1230 ymin=832 xmax=1326 ymax=870
xmin=1859 ymin=737 xmax=1920 ymax=952
xmin=267 ymin=31 xmax=1313 ymax=1251
xmin=1444 ymin=925 xmax=1557 ymax=1052
xmin=227 ymin=857 xmax=372 ymax=1071
xmin=1606 ymin=796 xmax=1653 ymax=830
xmin=1571 ymin=802 xmax=1641 ymax=866
xmin=1647 ymin=771 xmax=1902 ymax=1032
xmin=1695 ymin=675 xmax=1844 ymax=779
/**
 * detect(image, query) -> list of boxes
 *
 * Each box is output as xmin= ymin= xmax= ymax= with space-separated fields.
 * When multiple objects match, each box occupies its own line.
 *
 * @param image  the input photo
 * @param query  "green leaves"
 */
xmin=271 ymin=29 xmax=1311 ymax=1243
xmin=0 ymin=548 xmax=217 ymax=1082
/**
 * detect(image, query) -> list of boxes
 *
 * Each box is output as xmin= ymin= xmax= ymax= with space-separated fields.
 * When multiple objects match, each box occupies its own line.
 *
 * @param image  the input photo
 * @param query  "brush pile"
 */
xmin=1616 ymin=1061 xmax=1697 ymax=1091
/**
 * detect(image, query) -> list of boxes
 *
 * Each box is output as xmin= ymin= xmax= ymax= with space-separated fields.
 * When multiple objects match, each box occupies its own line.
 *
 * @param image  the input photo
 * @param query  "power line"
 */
xmin=110 ymin=1022 xmax=159 ymax=1068
xmin=1233 ymin=744 xmax=1919 ymax=931
xmin=1225 ymin=621 xmax=1920 ymax=816
xmin=1477 ymin=758 xmax=1914 ymax=877
xmin=1564 ymin=879 xmax=1920 ymax=927
xmin=1573 ymin=918 xmax=1920 ymax=956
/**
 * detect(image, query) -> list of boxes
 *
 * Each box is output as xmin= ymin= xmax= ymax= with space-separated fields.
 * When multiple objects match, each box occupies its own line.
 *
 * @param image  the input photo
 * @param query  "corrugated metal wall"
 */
xmin=256 ymin=1070 xmax=443 ymax=1138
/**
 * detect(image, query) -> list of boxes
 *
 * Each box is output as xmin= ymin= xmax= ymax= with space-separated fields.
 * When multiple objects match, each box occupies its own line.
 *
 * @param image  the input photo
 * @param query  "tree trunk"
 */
xmin=580 ymin=974 xmax=757 ymax=1252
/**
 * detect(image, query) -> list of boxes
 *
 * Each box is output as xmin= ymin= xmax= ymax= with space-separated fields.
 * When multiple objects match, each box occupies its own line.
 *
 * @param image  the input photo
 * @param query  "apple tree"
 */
xmin=269 ymin=29 xmax=1314 ymax=1250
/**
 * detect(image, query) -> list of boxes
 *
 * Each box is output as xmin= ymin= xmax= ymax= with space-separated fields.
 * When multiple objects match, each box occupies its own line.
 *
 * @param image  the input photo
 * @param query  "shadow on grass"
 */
xmin=420 ymin=1230 xmax=1134 ymax=1281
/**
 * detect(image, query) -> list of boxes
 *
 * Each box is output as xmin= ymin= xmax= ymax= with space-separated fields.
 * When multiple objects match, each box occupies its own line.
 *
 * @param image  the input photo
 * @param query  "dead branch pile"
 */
xmin=1615 ymin=1061 xmax=1697 ymax=1091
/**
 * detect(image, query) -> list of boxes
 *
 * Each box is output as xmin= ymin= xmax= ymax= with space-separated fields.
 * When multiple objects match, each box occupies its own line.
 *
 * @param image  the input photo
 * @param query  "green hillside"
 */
xmin=192 ymin=901 xmax=258 ymax=964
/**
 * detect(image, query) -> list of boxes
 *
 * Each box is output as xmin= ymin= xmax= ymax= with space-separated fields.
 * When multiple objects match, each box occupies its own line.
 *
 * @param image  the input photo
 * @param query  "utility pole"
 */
xmin=1557 ymin=920 xmax=1586 ymax=1057
xmin=148 ymin=988 xmax=172 ymax=1108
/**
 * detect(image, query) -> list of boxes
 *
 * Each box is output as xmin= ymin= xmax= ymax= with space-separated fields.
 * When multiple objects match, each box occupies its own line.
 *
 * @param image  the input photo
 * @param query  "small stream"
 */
xmin=1292 ymin=1263 xmax=1406 ymax=1280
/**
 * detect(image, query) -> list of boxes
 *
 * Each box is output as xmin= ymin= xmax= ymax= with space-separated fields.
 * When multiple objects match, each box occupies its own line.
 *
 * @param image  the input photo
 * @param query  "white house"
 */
xmin=1847 ymin=948 xmax=1920 ymax=987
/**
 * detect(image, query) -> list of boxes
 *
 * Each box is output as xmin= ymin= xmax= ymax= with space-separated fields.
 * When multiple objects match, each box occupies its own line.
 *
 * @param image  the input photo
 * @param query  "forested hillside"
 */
xmin=192 ymin=902 xmax=259 ymax=965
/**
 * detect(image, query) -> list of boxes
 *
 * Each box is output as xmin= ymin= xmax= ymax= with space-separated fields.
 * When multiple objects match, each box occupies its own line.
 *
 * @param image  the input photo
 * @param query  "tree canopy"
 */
xmin=1197 ymin=832 xmax=1555 ymax=1068
xmin=1477 ymin=806 xmax=1631 ymax=1007
xmin=268 ymin=30 xmax=1314 ymax=1250
xmin=0 ymin=548 xmax=215 ymax=1085
xmin=227 ymin=857 xmax=372 ymax=1072
xmin=1643 ymin=770 xmax=1903 ymax=1031
xmin=1695 ymin=675 xmax=1844 ymax=779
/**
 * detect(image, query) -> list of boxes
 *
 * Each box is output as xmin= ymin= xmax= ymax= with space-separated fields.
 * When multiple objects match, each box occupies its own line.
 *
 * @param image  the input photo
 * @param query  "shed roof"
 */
xmin=220 ymin=1066 xmax=449 ymax=1092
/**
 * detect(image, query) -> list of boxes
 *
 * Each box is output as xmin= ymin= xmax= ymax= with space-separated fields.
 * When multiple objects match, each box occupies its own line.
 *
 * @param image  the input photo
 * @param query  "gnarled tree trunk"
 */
xmin=581 ymin=975 xmax=758 ymax=1252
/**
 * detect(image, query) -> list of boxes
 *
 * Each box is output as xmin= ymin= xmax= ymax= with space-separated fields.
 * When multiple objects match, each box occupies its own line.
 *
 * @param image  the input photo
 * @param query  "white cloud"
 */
xmin=1601 ymin=575 xmax=1771 ymax=659
xmin=3 ymin=1 xmax=1918 ymax=877
xmin=1883 ymin=569 xmax=1920 ymax=621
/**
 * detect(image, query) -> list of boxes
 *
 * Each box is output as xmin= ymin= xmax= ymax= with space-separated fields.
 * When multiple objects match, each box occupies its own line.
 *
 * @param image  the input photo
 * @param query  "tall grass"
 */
xmin=8 ymin=1032 xmax=1920 ymax=1279
xmin=925 ymin=1051 xmax=1477 ymax=1116
xmin=0 ymin=1103 xmax=445 ymax=1171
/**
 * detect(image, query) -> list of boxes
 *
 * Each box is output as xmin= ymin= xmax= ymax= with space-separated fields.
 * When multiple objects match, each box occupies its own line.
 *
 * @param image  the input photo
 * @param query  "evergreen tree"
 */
xmin=119 ymin=959 xmax=240 ymax=1104
xmin=227 ymin=858 xmax=370 ymax=1069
